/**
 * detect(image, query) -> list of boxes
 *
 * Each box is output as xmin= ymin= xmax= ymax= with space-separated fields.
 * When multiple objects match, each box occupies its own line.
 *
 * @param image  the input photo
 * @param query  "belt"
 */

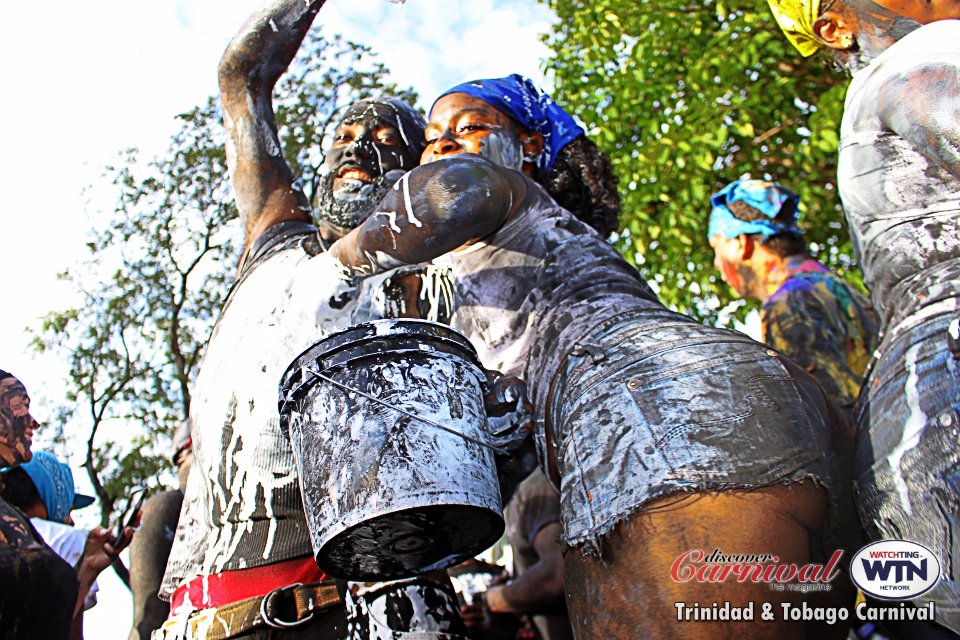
xmin=155 ymin=581 xmax=341 ymax=640
xmin=171 ymin=556 xmax=326 ymax=610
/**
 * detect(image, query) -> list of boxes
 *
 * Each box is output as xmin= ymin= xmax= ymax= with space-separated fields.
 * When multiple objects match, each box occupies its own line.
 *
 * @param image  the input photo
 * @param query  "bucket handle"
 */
xmin=304 ymin=369 xmax=510 ymax=456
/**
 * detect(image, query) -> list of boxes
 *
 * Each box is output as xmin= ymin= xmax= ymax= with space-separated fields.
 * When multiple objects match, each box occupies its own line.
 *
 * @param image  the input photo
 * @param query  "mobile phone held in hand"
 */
xmin=110 ymin=487 xmax=146 ymax=547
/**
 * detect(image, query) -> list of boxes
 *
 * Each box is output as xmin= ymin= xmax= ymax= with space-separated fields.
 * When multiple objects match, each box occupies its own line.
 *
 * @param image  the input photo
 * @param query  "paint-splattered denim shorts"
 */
xmin=543 ymin=309 xmax=855 ymax=557
xmin=854 ymin=307 xmax=960 ymax=633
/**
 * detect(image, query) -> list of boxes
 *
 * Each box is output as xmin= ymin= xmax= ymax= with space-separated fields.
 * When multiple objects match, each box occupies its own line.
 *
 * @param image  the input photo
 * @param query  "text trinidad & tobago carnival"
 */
xmin=669 ymin=548 xmax=939 ymax=625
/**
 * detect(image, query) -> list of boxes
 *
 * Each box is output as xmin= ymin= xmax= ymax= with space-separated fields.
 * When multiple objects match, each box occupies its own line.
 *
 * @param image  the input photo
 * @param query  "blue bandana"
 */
xmin=432 ymin=74 xmax=584 ymax=173
xmin=708 ymin=179 xmax=802 ymax=240
xmin=20 ymin=451 xmax=94 ymax=523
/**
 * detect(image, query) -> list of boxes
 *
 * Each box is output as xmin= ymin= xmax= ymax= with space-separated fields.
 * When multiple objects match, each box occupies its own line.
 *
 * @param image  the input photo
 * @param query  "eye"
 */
xmin=333 ymin=131 xmax=353 ymax=144
xmin=457 ymin=122 xmax=487 ymax=134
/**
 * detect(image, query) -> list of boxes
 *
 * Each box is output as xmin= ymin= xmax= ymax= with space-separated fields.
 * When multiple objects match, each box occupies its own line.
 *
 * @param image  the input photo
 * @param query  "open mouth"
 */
xmin=332 ymin=164 xmax=382 ymax=197
xmin=336 ymin=165 xmax=375 ymax=183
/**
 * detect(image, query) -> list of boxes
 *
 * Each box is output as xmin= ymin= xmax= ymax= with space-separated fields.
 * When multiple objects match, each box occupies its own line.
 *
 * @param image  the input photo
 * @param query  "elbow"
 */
xmin=218 ymin=25 xmax=264 ymax=92
xmin=541 ymin=570 xmax=566 ymax=602
xmin=424 ymin=157 xmax=517 ymax=230
xmin=218 ymin=45 xmax=247 ymax=93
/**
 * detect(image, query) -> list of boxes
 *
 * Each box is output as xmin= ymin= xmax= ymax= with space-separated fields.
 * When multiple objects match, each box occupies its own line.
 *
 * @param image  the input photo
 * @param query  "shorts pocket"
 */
xmin=626 ymin=341 xmax=824 ymax=486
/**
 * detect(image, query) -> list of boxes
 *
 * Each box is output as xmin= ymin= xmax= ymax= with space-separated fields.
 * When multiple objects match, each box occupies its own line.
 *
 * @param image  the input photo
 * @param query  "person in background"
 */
xmin=766 ymin=0 xmax=960 ymax=633
xmin=0 ymin=370 xmax=135 ymax=639
xmin=1 ymin=450 xmax=99 ymax=611
xmin=127 ymin=423 xmax=192 ymax=640
xmin=463 ymin=469 xmax=572 ymax=640
xmin=707 ymin=178 xmax=878 ymax=417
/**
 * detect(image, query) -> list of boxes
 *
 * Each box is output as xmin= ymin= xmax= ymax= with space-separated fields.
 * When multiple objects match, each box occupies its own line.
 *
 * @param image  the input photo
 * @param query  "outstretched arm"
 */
xmin=878 ymin=63 xmax=960 ymax=180
xmin=329 ymin=155 xmax=529 ymax=276
xmin=484 ymin=522 xmax=565 ymax=615
xmin=219 ymin=0 xmax=326 ymax=250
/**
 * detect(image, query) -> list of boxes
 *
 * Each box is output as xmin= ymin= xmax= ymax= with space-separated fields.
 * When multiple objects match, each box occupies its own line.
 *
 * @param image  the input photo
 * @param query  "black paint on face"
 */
xmin=317 ymin=101 xmax=425 ymax=237
xmin=0 ymin=376 xmax=36 ymax=467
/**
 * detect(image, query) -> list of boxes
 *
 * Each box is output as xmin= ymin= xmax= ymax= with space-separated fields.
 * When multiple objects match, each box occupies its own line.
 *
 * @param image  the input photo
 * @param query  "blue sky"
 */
xmin=0 ymin=1 xmax=555 ymax=636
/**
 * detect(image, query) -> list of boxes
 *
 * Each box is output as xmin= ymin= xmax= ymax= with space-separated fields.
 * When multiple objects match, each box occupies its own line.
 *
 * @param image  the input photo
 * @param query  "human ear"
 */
xmin=738 ymin=234 xmax=755 ymax=260
xmin=520 ymin=131 xmax=545 ymax=163
xmin=814 ymin=10 xmax=857 ymax=50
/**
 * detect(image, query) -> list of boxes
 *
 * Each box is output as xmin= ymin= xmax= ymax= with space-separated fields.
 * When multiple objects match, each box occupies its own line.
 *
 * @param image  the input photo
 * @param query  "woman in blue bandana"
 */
xmin=328 ymin=76 xmax=858 ymax=638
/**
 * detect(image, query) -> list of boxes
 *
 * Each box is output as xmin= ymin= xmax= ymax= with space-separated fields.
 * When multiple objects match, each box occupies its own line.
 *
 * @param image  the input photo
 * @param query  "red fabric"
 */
xmin=170 ymin=556 xmax=326 ymax=611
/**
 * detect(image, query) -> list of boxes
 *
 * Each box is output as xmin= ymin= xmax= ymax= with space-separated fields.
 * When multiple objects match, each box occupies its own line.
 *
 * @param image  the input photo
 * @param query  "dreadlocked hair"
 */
xmin=538 ymin=136 xmax=621 ymax=237
xmin=727 ymin=199 xmax=806 ymax=258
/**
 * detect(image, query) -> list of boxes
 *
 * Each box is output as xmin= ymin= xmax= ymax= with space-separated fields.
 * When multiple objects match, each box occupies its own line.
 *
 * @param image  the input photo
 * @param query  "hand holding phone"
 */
xmin=110 ymin=486 xmax=146 ymax=547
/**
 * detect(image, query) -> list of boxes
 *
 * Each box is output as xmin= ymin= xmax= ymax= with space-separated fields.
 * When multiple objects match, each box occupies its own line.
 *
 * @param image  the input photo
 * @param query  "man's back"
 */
xmin=761 ymin=257 xmax=878 ymax=413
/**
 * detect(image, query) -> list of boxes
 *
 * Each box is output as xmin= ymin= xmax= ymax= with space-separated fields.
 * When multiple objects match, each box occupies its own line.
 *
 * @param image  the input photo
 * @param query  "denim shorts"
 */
xmin=542 ymin=310 xmax=854 ymax=556
xmin=854 ymin=307 xmax=960 ymax=632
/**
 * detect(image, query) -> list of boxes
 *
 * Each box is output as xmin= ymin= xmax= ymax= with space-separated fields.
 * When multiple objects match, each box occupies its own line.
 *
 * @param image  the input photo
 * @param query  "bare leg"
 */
xmin=564 ymin=482 xmax=853 ymax=640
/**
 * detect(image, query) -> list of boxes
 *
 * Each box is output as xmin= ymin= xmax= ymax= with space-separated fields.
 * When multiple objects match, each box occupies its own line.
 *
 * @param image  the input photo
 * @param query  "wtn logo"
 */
xmin=851 ymin=541 xmax=940 ymax=600
xmin=861 ymin=558 xmax=927 ymax=583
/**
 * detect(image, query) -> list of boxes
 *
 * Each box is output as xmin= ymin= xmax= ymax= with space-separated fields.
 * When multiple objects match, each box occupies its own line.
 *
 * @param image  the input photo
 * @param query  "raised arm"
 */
xmin=329 ymin=155 xmax=529 ymax=276
xmin=219 ymin=0 xmax=326 ymax=249
xmin=878 ymin=62 xmax=960 ymax=180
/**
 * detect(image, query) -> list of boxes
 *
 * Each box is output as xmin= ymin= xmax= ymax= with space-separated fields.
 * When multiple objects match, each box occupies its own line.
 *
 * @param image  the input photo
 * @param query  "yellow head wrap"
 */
xmin=766 ymin=0 xmax=824 ymax=57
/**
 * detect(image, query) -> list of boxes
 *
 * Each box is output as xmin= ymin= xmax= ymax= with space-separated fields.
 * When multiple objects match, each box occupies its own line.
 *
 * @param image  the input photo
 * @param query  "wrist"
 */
xmin=75 ymin=564 xmax=98 ymax=589
xmin=484 ymin=584 xmax=512 ymax=614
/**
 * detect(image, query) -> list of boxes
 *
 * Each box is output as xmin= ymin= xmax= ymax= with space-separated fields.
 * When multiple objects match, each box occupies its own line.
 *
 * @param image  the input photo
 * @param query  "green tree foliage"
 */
xmin=542 ymin=0 xmax=857 ymax=322
xmin=31 ymin=32 xmax=417 ymax=528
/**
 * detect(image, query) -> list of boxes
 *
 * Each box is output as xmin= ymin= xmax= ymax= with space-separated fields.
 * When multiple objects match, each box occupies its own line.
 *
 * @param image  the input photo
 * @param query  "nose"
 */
xmin=343 ymin=135 xmax=373 ymax=161
xmin=434 ymin=132 xmax=461 ymax=156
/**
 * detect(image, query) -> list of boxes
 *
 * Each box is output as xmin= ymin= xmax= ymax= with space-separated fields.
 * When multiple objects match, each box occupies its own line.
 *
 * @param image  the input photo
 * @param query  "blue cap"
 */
xmin=708 ymin=179 xmax=802 ymax=240
xmin=20 ymin=451 xmax=94 ymax=523
xmin=432 ymin=74 xmax=584 ymax=173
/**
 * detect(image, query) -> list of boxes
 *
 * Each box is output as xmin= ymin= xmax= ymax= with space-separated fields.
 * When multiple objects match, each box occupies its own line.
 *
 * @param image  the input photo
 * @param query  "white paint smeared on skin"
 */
xmin=372 ymin=250 xmax=406 ymax=271
xmin=477 ymin=130 xmax=525 ymax=172
xmin=223 ymin=111 xmax=238 ymax=177
xmin=397 ymin=172 xmax=423 ymax=227
xmin=395 ymin=117 xmax=411 ymax=153
xmin=258 ymin=119 xmax=282 ymax=158
xmin=887 ymin=341 xmax=928 ymax=515
xmin=268 ymin=18 xmax=278 ymax=32
xmin=376 ymin=210 xmax=402 ymax=233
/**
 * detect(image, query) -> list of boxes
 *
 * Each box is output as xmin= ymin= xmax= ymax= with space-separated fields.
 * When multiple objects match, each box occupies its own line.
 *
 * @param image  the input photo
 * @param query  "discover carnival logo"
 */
xmin=671 ymin=548 xmax=843 ymax=591
xmin=850 ymin=540 xmax=941 ymax=600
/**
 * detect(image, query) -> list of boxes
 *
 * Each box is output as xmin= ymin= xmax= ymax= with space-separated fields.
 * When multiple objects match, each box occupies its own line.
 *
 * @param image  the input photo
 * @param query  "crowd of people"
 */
xmin=1 ymin=0 xmax=957 ymax=638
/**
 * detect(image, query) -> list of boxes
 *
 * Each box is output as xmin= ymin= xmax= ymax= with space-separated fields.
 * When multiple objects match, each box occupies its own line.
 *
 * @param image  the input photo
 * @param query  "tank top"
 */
xmin=161 ymin=225 xmax=451 ymax=596
xmin=440 ymin=183 xmax=663 ymax=418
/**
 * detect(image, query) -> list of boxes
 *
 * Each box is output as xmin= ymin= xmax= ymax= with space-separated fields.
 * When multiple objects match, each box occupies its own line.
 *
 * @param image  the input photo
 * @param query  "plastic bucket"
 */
xmin=279 ymin=319 xmax=504 ymax=581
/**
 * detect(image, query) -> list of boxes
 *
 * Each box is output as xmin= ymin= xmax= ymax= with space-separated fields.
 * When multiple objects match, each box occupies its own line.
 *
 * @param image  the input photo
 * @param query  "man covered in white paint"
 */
xmin=155 ymin=1 xmax=462 ymax=638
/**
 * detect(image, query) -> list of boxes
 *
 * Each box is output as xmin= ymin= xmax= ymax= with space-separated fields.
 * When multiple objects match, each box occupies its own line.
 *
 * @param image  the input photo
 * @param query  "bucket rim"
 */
xmin=278 ymin=319 xmax=486 ymax=425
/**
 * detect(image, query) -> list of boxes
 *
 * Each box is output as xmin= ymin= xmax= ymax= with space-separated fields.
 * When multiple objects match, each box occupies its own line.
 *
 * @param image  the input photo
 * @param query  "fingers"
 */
xmin=459 ymin=603 xmax=487 ymax=629
xmin=110 ymin=527 xmax=136 ymax=555
xmin=484 ymin=374 xmax=529 ymax=417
